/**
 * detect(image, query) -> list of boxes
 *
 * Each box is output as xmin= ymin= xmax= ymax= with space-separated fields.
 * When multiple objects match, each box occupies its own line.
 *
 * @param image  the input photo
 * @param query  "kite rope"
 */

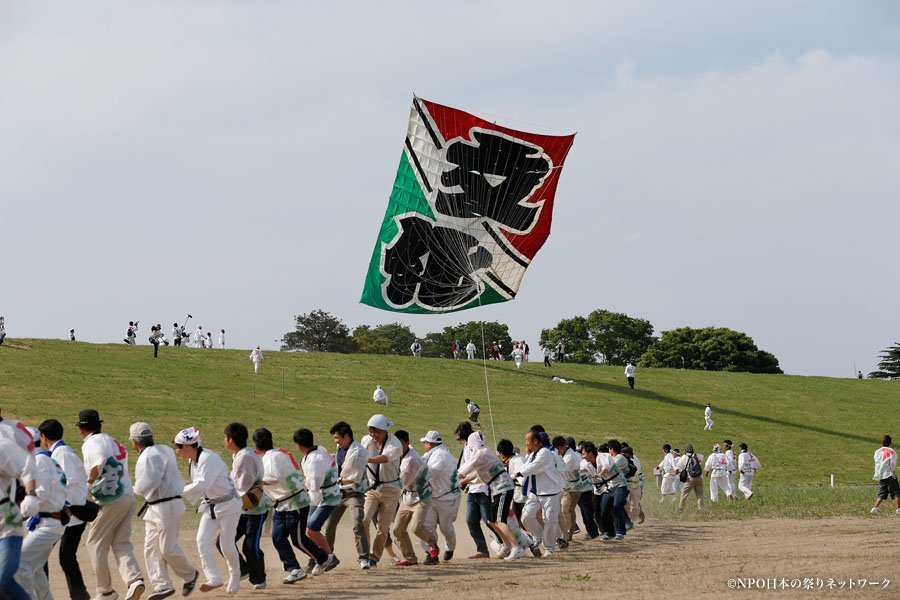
xmin=477 ymin=294 xmax=498 ymax=450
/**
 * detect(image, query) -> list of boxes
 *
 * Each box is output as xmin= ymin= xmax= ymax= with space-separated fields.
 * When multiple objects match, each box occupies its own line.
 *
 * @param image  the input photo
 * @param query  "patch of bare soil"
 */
xmin=45 ymin=514 xmax=899 ymax=599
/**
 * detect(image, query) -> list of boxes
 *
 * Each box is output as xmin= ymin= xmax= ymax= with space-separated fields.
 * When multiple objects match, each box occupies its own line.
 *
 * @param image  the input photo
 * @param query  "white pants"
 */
xmin=467 ymin=351 xmax=475 ymax=359
xmin=727 ymin=471 xmax=737 ymax=497
xmin=521 ymin=494 xmax=560 ymax=552
xmin=738 ymin=472 xmax=755 ymax=499
xmin=704 ymin=417 xmax=714 ymax=430
xmin=660 ymin=473 xmax=678 ymax=497
xmin=423 ymin=493 xmax=461 ymax=552
xmin=16 ymin=525 xmax=63 ymax=600
xmin=196 ymin=498 xmax=241 ymax=593
xmin=515 ymin=357 xmax=522 ymax=368
xmin=709 ymin=475 xmax=730 ymax=502
xmin=252 ymin=361 xmax=260 ymax=374
xmin=144 ymin=501 xmax=195 ymax=592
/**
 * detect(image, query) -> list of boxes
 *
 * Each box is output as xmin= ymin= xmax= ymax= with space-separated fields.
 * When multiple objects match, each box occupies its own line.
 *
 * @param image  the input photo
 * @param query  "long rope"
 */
xmin=477 ymin=291 xmax=498 ymax=450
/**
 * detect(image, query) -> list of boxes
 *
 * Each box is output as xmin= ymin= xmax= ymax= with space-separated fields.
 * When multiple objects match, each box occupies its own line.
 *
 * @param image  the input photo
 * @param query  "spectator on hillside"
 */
xmin=0 ymin=315 xmax=6 ymax=345
xmin=373 ymin=385 xmax=388 ymax=406
xmin=250 ymin=346 xmax=263 ymax=374
xmin=219 ymin=329 xmax=226 ymax=349
xmin=542 ymin=345 xmax=552 ymax=367
xmin=69 ymin=329 xmax=76 ymax=341
xmin=624 ymin=362 xmax=635 ymax=389
xmin=410 ymin=340 xmax=422 ymax=357
xmin=703 ymin=404 xmax=714 ymax=430
xmin=451 ymin=340 xmax=461 ymax=359
xmin=465 ymin=399 xmax=481 ymax=428
xmin=556 ymin=342 xmax=565 ymax=363
xmin=466 ymin=339 xmax=476 ymax=360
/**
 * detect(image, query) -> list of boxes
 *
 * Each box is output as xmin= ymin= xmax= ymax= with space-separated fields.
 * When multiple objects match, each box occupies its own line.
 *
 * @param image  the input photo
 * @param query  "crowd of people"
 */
xmin=0 ymin=403 xmax=668 ymax=600
xmin=654 ymin=439 xmax=761 ymax=510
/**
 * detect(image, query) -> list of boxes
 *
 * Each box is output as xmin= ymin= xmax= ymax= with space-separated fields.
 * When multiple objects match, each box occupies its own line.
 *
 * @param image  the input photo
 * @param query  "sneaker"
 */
xmin=427 ymin=545 xmax=439 ymax=559
xmin=147 ymin=590 xmax=175 ymax=600
xmin=358 ymin=559 xmax=371 ymax=570
xmin=442 ymin=550 xmax=454 ymax=562
xmin=468 ymin=552 xmax=490 ymax=559
xmin=324 ymin=556 xmax=340 ymax=573
xmin=572 ymin=525 xmax=581 ymax=534
xmin=93 ymin=593 xmax=119 ymax=600
xmin=306 ymin=557 xmax=317 ymax=572
xmin=423 ymin=554 xmax=440 ymax=566
xmin=389 ymin=556 xmax=403 ymax=565
xmin=126 ymin=580 xmax=145 ymax=600
xmin=503 ymin=546 xmax=527 ymax=561
xmin=895 ymin=509 xmax=900 ymax=515
xmin=497 ymin=544 xmax=512 ymax=559
xmin=252 ymin=583 xmax=266 ymax=590
xmin=366 ymin=558 xmax=377 ymax=568
xmin=282 ymin=568 xmax=306 ymax=584
xmin=311 ymin=554 xmax=337 ymax=576
xmin=198 ymin=583 xmax=222 ymax=593
xmin=529 ymin=544 xmax=542 ymax=557
xmin=393 ymin=560 xmax=416 ymax=566
xmin=871 ymin=507 xmax=881 ymax=514
xmin=182 ymin=570 xmax=199 ymax=597
xmin=489 ymin=540 xmax=503 ymax=557
xmin=615 ymin=534 xmax=625 ymax=540
xmin=557 ymin=538 xmax=568 ymax=549
xmin=601 ymin=535 xmax=611 ymax=541
xmin=541 ymin=548 xmax=554 ymax=558
xmin=747 ymin=492 xmax=754 ymax=500
xmin=625 ymin=521 xmax=633 ymax=531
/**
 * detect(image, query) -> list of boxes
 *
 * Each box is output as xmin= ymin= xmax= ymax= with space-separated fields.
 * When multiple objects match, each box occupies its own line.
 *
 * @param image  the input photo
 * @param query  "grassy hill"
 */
xmin=1 ymin=338 xmax=898 ymax=519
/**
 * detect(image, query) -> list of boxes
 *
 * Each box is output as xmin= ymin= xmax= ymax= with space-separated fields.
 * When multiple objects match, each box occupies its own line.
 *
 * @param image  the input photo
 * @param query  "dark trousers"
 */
xmin=512 ymin=500 xmax=524 ymax=526
xmin=600 ymin=488 xmax=629 ymax=536
xmin=60 ymin=522 xmax=90 ymax=600
xmin=544 ymin=356 xmax=551 ymax=367
xmin=627 ymin=376 xmax=634 ymax=389
xmin=218 ymin=513 xmax=267 ymax=584
xmin=296 ymin=506 xmax=328 ymax=565
xmin=153 ymin=342 xmax=159 ymax=357
xmin=271 ymin=509 xmax=303 ymax=572
xmin=593 ymin=493 xmax=615 ymax=537
xmin=174 ymin=338 xmax=181 ymax=346
xmin=577 ymin=491 xmax=599 ymax=538
xmin=465 ymin=492 xmax=491 ymax=554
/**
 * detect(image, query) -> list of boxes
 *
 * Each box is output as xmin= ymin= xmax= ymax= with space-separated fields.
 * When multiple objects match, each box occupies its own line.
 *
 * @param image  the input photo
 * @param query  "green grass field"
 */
xmin=1 ymin=338 xmax=897 ymax=520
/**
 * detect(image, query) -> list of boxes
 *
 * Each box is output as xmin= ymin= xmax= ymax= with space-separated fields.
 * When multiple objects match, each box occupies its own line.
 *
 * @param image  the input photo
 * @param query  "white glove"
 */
xmin=20 ymin=495 xmax=41 ymax=519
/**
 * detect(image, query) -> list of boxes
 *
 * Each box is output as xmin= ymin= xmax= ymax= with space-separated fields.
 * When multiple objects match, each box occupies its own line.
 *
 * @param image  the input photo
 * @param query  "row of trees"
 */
xmin=868 ymin=342 xmax=900 ymax=379
xmin=281 ymin=308 xmax=784 ymax=374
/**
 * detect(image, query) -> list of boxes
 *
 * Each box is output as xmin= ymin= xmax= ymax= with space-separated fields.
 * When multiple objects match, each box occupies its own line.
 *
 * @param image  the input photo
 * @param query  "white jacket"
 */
xmin=738 ymin=451 xmax=761 ymax=473
xmin=518 ymin=446 xmax=563 ymax=496
xmin=50 ymin=442 xmax=87 ymax=526
xmin=424 ymin=444 xmax=459 ymax=499
xmin=704 ymin=452 xmax=730 ymax=475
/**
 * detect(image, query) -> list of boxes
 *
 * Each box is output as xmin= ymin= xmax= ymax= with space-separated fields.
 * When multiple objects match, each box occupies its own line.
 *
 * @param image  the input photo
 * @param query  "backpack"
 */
xmin=624 ymin=456 xmax=637 ymax=479
xmin=686 ymin=453 xmax=702 ymax=478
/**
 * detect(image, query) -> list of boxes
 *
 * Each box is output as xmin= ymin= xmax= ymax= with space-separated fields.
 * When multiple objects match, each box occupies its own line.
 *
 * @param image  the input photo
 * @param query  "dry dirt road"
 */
xmin=42 ymin=513 xmax=900 ymax=600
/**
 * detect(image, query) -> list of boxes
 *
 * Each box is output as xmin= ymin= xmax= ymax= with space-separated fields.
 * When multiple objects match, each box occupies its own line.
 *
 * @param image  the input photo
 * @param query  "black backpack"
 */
xmin=686 ymin=453 xmax=702 ymax=478
xmin=624 ymin=456 xmax=637 ymax=479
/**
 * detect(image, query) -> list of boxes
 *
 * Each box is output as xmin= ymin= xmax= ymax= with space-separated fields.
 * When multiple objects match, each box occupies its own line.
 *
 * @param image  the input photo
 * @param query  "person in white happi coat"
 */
xmin=420 ymin=431 xmax=461 ymax=562
xmin=512 ymin=344 xmax=524 ymax=368
xmin=552 ymin=436 xmax=581 ymax=542
xmin=737 ymin=443 xmax=761 ymax=501
xmin=703 ymin=444 xmax=733 ymax=502
xmin=193 ymin=327 xmax=203 ymax=348
xmin=392 ymin=430 xmax=437 ymax=566
xmin=658 ymin=445 xmax=677 ymax=502
xmin=410 ymin=340 xmax=422 ymax=357
xmin=15 ymin=427 xmax=68 ymax=600
xmin=458 ymin=432 xmax=526 ymax=561
xmin=704 ymin=404 xmax=714 ymax=430
xmin=622 ymin=445 xmax=644 ymax=525
xmin=174 ymin=427 xmax=242 ymax=594
xmin=515 ymin=431 xmax=564 ymax=556
xmin=722 ymin=440 xmax=737 ymax=498
xmin=218 ymin=330 xmax=225 ymax=349
xmin=0 ymin=435 xmax=41 ymax=600
xmin=250 ymin=347 xmax=263 ymax=374
xmin=39 ymin=419 xmax=90 ymax=600
xmin=360 ymin=414 xmax=403 ymax=566
xmin=77 ymin=409 xmax=145 ymax=600
xmin=372 ymin=385 xmax=388 ymax=406
xmin=466 ymin=340 xmax=476 ymax=360
xmin=325 ymin=422 xmax=370 ymax=570
xmin=130 ymin=423 xmax=198 ymax=600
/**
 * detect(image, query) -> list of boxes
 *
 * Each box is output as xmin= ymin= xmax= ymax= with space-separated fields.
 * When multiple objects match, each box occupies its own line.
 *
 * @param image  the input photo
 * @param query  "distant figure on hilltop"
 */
xmin=410 ymin=339 xmax=422 ymax=358
xmin=512 ymin=343 xmax=524 ymax=369
xmin=703 ymin=404 xmax=714 ymax=431
xmin=250 ymin=346 xmax=264 ymax=374
xmin=69 ymin=329 xmax=76 ymax=341
xmin=556 ymin=342 xmax=565 ymax=363
xmin=219 ymin=329 xmax=225 ymax=349
xmin=871 ymin=435 xmax=900 ymax=515
xmin=194 ymin=326 xmax=203 ymax=348
xmin=624 ymin=362 xmax=635 ymax=390
xmin=465 ymin=399 xmax=481 ymax=428
xmin=373 ymin=385 xmax=388 ymax=406
xmin=206 ymin=332 xmax=213 ymax=349
xmin=172 ymin=323 xmax=182 ymax=347
xmin=542 ymin=345 xmax=552 ymax=367
xmin=0 ymin=316 xmax=5 ymax=345
xmin=124 ymin=320 xmax=139 ymax=345
xmin=858 ymin=370 xmax=864 ymax=379
xmin=451 ymin=340 xmax=461 ymax=359
xmin=466 ymin=339 xmax=476 ymax=360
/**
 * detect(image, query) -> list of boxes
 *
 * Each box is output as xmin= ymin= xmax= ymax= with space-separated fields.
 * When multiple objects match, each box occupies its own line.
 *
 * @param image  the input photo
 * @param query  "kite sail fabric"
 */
xmin=361 ymin=96 xmax=576 ymax=314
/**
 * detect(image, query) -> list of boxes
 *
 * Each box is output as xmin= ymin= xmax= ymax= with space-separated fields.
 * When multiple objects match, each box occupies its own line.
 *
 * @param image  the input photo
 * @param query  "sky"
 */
xmin=2 ymin=1 xmax=898 ymax=377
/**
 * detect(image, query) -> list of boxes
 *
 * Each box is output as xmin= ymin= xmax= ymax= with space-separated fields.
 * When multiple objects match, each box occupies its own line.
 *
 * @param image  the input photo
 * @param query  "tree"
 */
xmin=353 ymin=323 xmax=417 ymax=355
xmin=585 ymin=309 xmax=656 ymax=366
xmin=868 ymin=342 xmax=900 ymax=379
xmin=281 ymin=309 xmax=358 ymax=353
xmin=639 ymin=326 xmax=782 ymax=374
xmin=421 ymin=321 xmax=512 ymax=358
xmin=539 ymin=316 xmax=594 ymax=364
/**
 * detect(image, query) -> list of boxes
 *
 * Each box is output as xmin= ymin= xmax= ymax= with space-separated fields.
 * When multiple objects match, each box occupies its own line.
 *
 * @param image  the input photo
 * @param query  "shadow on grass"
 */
xmin=480 ymin=363 xmax=873 ymax=444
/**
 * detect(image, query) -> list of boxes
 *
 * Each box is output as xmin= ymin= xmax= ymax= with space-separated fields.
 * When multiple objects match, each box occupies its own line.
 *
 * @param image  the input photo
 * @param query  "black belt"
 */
xmin=371 ymin=477 xmax=399 ymax=490
xmin=137 ymin=495 xmax=182 ymax=518
xmin=273 ymin=489 xmax=305 ymax=508
xmin=0 ymin=497 xmax=8 ymax=506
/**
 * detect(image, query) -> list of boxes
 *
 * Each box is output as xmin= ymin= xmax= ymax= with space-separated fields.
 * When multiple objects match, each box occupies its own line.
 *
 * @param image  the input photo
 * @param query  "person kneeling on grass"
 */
xmin=458 ymin=431 xmax=527 ymax=561
xmin=871 ymin=435 xmax=900 ymax=515
xmin=294 ymin=428 xmax=341 ymax=575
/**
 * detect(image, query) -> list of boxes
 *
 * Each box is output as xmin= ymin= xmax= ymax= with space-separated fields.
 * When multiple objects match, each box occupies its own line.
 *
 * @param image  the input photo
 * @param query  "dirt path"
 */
xmin=42 ymin=512 xmax=900 ymax=599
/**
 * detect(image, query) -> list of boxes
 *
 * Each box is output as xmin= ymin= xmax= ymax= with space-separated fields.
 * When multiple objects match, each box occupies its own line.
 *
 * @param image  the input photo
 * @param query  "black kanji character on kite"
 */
xmin=435 ymin=131 xmax=550 ymax=233
xmin=383 ymin=214 xmax=493 ymax=309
